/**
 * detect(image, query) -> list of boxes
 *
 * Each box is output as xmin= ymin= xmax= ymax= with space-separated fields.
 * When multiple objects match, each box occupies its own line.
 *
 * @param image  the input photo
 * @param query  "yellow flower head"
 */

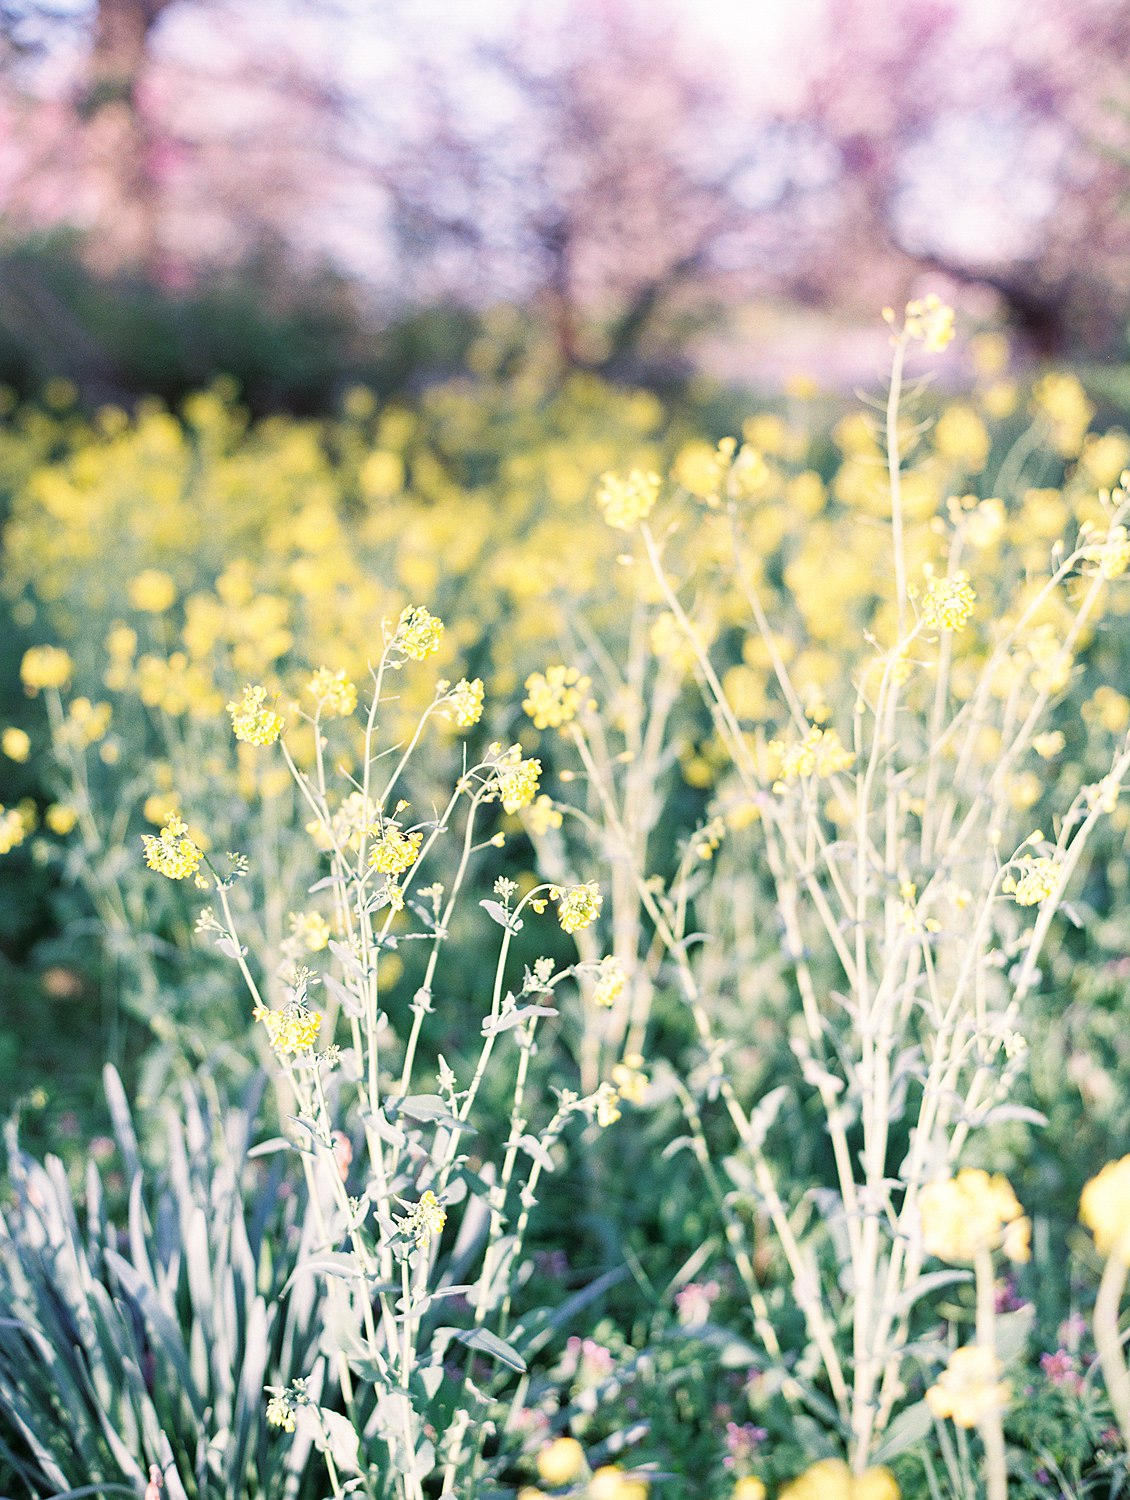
xmin=536 ymin=1436 xmax=585 ymax=1487
xmin=770 ymin=726 xmax=854 ymax=790
xmin=396 ymin=605 xmax=444 ymax=660
xmin=592 ymin=956 xmax=627 ymax=1008
xmin=443 ymin=676 xmax=485 ymax=728
xmin=1002 ymin=855 xmax=1061 ymax=906
xmin=526 ymin=793 xmax=563 ymax=836
xmin=142 ymin=813 xmax=203 ymax=881
xmin=0 ymin=806 xmax=28 ymax=856
xmin=919 ymin=1169 xmax=1029 ymax=1264
xmin=1081 ymin=1155 xmax=1130 ymax=1259
xmin=920 ymin=572 xmax=976 ymax=632
xmin=497 ymin=752 xmax=542 ymax=815
xmin=45 ymin=804 xmax=79 ymax=836
xmin=259 ymin=1003 xmax=322 ymax=1055
xmin=523 ymin=665 xmax=591 ymax=730
xmin=368 ymin=822 xmax=423 ymax=875
xmin=779 ymin=1459 xmax=899 ymax=1500
xmin=307 ymin=667 xmax=358 ymax=717
xmin=611 ymin=1053 xmax=649 ymax=1105
xmin=127 ymin=569 xmax=177 ymax=614
xmin=553 ymin=881 xmax=602 ymax=934
xmin=590 ymin=1465 xmax=649 ymax=1500
xmin=227 ymin=685 xmax=284 ymax=746
xmin=731 ymin=1480 xmax=768 ymax=1500
xmin=594 ymin=1081 xmax=621 ymax=1127
xmin=902 ymin=293 xmax=955 ymax=354
xmin=926 ymin=1344 xmax=1009 ymax=1428
xmin=265 ymin=1394 xmax=295 ymax=1433
xmin=2 ymin=727 xmax=30 ymax=763
xmin=402 ymin=1188 xmax=447 ymax=1248
xmin=21 ymin=645 xmax=74 ymax=694
xmin=288 ymin=910 xmax=331 ymax=952
xmin=595 ymin=468 xmax=661 ymax=530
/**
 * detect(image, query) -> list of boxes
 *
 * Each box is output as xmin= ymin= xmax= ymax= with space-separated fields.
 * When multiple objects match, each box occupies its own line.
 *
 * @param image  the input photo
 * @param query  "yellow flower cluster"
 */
xmin=594 ymin=1081 xmax=621 ymax=1128
xmin=526 ymin=794 xmax=562 ymax=835
xmin=919 ymin=1169 xmax=1030 ymax=1264
xmin=128 ymin=569 xmax=177 ymax=613
xmin=442 ymin=676 xmax=485 ymax=728
xmin=1002 ymin=855 xmax=1061 ymax=906
xmin=592 ymin=956 xmax=627 ymax=1008
xmin=307 ymin=667 xmax=357 ymax=717
xmin=523 ymin=665 xmax=591 ymax=730
xmin=402 ymin=1188 xmax=447 ymax=1248
xmin=1080 ymin=1155 xmax=1130 ymax=1259
xmin=257 ymin=1003 xmax=322 ymax=1054
xmin=367 ymin=823 xmax=423 ymax=875
xmin=1 ymin=727 xmax=30 ymax=762
xmin=396 ymin=605 xmax=444 ymax=660
xmin=901 ymin=293 xmax=955 ymax=354
xmin=265 ymin=1393 xmax=296 ymax=1432
xmin=595 ymin=467 xmax=661 ymax=530
xmin=770 ymin=726 xmax=855 ymax=790
xmin=611 ymin=1053 xmax=648 ymax=1104
xmin=920 ymin=572 xmax=976 ymax=632
xmin=141 ymin=813 xmax=203 ymax=881
xmin=536 ymin=1437 xmax=585 ymax=1486
xmin=497 ymin=752 xmax=543 ymax=814
xmin=780 ymin=1459 xmax=899 ymax=1500
xmin=288 ymin=910 xmax=331 ymax=952
xmin=227 ymin=684 xmax=284 ymax=746
xmin=926 ymin=1345 xmax=1009 ymax=1428
xmin=20 ymin=645 xmax=74 ymax=693
xmin=0 ymin=806 xmax=29 ymax=856
xmin=552 ymin=881 xmax=603 ymax=934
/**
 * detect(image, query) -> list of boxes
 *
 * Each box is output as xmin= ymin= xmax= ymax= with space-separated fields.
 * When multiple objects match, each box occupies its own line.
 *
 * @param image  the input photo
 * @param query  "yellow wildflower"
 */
xmin=526 ymin=794 xmax=562 ymax=836
xmin=1032 ymin=371 xmax=1093 ymax=458
xmin=926 ymin=1345 xmax=1009 ymax=1428
xmin=536 ymin=1436 xmax=585 ymax=1486
xmin=1080 ymin=1156 xmax=1130 ymax=1260
xmin=919 ymin=1169 xmax=1029 ymax=1264
xmin=288 ymin=910 xmax=331 ymax=952
xmin=920 ymin=572 xmax=976 ymax=632
xmin=497 ymin=752 xmax=542 ymax=815
xmin=553 ymin=881 xmax=602 ymax=934
xmin=780 ymin=1459 xmax=898 ymax=1500
xmin=368 ymin=823 xmax=422 ymax=875
xmin=731 ymin=1481 xmax=768 ymax=1500
xmin=402 ymin=1188 xmax=446 ymax=1248
xmin=594 ymin=1082 xmax=621 ymax=1128
xmin=265 ymin=1394 xmax=295 ymax=1433
xmin=523 ymin=665 xmax=591 ymax=730
xmin=595 ymin=468 xmax=660 ymax=530
xmin=227 ymin=685 xmax=284 ymax=746
xmin=307 ymin=667 xmax=357 ymax=717
xmin=259 ymin=1004 xmax=322 ymax=1055
xmin=770 ymin=726 xmax=854 ymax=789
xmin=0 ymin=806 xmax=27 ymax=856
xmin=443 ymin=676 xmax=484 ymax=728
xmin=142 ymin=813 xmax=203 ymax=881
xmin=902 ymin=294 xmax=955 ymax=354
xmin=1002 ymin=855 xmax=1061 ymax=906
xmin=611 ymin=1054 xmax=649 ymax=1105
xmin=21 ymin=645 xmax=73 ymax=693
xmin=590 ymin=1465 xmax=649 ymax=1500
xmin=592 ymin=956 xmax=627 ymax=1008
xmin=127 ymin=569 xmax=177 ymax=613
xmin=45 ymin=804 xmax=78 ymax=836
xmin=2 ymin=728 xmax=30 ymax=762
xmin=396 ymin=605 xmax=444 ymax=660
xmin=1082 ymin=525 xmax=1130 ymax=580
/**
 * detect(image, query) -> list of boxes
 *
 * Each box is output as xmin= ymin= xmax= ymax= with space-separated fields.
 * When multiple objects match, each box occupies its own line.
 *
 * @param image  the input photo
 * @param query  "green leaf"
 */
xmin=450 ymin=1326 xmax=527 ymax=1372
xmin=872 ymin=1400 xmax=933 ymax=1463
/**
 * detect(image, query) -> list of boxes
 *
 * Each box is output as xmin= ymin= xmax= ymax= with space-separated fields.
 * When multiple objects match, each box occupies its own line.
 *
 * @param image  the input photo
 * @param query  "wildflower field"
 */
xmin=5 ymin=300 xmax=1130 ymax=1500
